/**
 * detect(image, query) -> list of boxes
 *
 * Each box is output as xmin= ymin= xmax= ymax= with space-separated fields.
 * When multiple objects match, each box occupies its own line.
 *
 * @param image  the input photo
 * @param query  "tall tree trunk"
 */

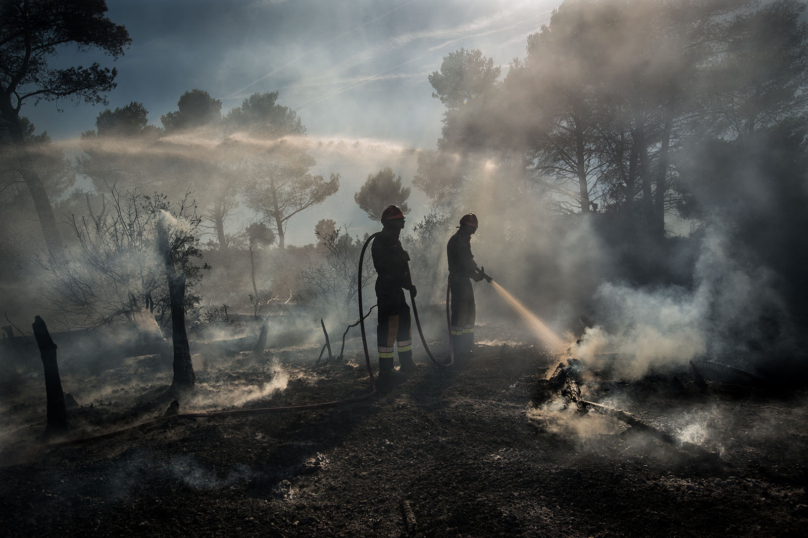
xmin=275 ymin=215 xmax=285 ymax=249
xmin=636 ymin=123 xmax=654 ymax=231
xmin=271 ymin=177 xmax=285 ymax=248
xmin=625 ymin=136 xmax=639 ymax=215
xmin=573 ymin=115 xmax=590 ymax=213
xmin=653 ymin=110 xmax=674 ymax=239
xmin=214 ymin=202 xmax=228 ymax=251
xmin=157 ymin=221 xmax=195 ymax=392
xmin=5 ymin=118 xmax=63 ymax=259
xmin=32 ymin=316 xmax=69 ymax=436
xmin=249 ymin=246 xmax=260 ymax=318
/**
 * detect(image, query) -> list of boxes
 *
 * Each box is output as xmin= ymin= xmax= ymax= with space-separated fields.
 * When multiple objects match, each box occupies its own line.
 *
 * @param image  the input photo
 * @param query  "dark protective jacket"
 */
xmin=372 ymin=229 xmax=412 ymax=296
xmin=447 ymin=231 xmax=480 ymax=280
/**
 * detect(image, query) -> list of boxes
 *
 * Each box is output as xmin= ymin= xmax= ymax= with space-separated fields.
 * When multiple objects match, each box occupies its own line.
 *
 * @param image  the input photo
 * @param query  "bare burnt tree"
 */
xmin=42 ymin=189 xmax=206 ymax=330
xmin=157 ymin=215 xmax=195 ymax=392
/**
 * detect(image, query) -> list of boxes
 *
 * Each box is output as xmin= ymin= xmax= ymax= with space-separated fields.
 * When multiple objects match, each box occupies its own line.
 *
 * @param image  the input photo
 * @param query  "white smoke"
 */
xmin=574 ymin=227 xmax=785 ymax=379
xmin=188 ymin=359 xmax=289 ymax=410
xmin=527 ymin=400 xmax=628 ymax=442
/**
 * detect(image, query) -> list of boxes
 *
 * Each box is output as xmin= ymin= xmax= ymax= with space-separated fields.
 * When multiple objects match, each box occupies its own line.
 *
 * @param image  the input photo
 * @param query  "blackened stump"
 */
xmin=253 ymin=319 xmax=269 ymax=359
xmin=32 ymin=316 xmax=69 ymax=435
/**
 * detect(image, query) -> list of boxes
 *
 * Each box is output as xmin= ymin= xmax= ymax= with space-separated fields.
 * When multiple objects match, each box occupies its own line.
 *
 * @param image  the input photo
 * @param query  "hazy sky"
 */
xmin=25 ymin=0 xmax=561 ymax=244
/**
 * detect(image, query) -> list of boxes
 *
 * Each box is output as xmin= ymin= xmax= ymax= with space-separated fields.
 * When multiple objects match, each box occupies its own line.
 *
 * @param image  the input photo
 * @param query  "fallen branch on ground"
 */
xmin=578 ymin=399 xmax=721 ymax=462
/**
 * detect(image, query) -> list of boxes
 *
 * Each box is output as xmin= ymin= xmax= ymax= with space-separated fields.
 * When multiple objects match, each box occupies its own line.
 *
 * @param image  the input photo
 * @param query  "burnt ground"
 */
xmin=1 ymin=325 xmax=808 ymax=537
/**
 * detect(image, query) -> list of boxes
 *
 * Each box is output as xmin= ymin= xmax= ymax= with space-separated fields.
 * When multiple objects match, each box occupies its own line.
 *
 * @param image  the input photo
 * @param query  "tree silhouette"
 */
xmin=315 ymin=218 xmax=337 ymax=244
xmin=77 ymin=102 xmax=163 ymax=213
xmin=0 ymin=0 xmax=130 ymax=257
xmin=225 ymin=91 xmax=305 ymax=137
xmin=90 ymin=102 xmax=161 ymax=138
xmin=428 ymin=48 xmax=500 ymax=153
xmin=202 ymin=92 xmax=307 ymax=250
xmin=245 ymin=149 xmax=340 ymax=249
xmin=161 ymin=89 xmax=222 ymax=133
xmin=354 ymin=167 xmax=411 ymax=221
xmin=247 ymin=221 xmax=275 ymax=248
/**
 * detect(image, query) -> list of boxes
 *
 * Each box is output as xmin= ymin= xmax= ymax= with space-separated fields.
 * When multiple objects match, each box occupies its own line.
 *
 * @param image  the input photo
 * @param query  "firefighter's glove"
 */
xmin=409 ymin=284 xmax=418 ymax=298
xmin=472 ymin=268 xmax=484 ymax=283
xmin=477 ymin=267 xmax=493 ymax=283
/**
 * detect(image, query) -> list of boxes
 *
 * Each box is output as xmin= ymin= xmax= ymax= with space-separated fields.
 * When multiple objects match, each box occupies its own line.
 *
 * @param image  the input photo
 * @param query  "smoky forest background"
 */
xmin=2 ymin=0 xmax=808 ymax=424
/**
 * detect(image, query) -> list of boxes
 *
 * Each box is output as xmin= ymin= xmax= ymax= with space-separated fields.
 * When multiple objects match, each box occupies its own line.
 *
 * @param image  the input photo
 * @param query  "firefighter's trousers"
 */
xmin=376 ymin=284 xmax=412 ymax=371
xmin=450 ymin=275 xmax=475 ymax=358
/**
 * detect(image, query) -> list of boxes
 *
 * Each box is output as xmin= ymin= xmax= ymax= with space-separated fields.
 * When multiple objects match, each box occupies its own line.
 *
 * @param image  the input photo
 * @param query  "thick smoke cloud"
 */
xmin=575 ymin=228 xmax=788 ymax=379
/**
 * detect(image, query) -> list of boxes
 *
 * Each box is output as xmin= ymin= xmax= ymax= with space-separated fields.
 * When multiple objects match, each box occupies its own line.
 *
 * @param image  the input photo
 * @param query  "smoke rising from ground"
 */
xmin=188 ymin=358 xmax=289 ymax=410
xmin=573 ymin=227 xmax=789 ymax=379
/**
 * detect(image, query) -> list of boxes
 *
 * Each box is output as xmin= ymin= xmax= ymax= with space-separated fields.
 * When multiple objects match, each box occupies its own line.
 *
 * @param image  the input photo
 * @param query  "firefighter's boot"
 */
xmin=377 ymin=356 xmax=401 ymax=391
xmin=399 ymin=351 xmax=417 ymax=375
xmin=452 ymin=334 xmax=467 ymax=367
xmin=462 ymin=333 xmax=475 ymax=361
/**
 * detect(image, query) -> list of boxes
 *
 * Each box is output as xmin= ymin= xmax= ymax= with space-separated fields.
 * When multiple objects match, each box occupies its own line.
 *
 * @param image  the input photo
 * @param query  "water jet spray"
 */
xmin=488 ymin=280 xmax=566 ymax=352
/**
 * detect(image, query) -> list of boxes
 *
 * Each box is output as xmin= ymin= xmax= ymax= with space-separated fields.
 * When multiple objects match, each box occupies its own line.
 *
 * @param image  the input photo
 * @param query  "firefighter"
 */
xmin=372 ymin=205 xmax=418 ymax=386
xmin=447 ymin=213 xmax=487 ymax=362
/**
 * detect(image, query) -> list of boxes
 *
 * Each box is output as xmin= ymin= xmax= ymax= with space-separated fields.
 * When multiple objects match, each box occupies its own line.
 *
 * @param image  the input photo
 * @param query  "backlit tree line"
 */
xmin=3 ymin=0 xmax=808 ymax=338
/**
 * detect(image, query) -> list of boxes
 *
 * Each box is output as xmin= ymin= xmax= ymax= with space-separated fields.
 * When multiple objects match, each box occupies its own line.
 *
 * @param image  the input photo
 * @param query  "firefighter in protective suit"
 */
xmin=447 ymin=213 xmax=487 ymax=362
xmin=372 ymin=205 xmax=418 ymax=385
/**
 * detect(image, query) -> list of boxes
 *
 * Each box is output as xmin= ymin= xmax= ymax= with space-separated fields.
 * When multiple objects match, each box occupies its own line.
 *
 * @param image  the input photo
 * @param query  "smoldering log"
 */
xmin=578 ymin=399 xmax=720 ymax=461
xmin=536 ymin=360 xmax=720 ymax=462
xmin=532 ymin=359 xmax=584 ymax=405
xmin=32 ymin=316 xmax=69 ymax=435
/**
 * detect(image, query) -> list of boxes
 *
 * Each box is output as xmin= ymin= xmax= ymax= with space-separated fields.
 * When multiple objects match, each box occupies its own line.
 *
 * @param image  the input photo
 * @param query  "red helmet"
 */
xmin=459 ymin=213 xmax=478 ymax=228
xmin=381 ymin=205 xmax=405 ymax=223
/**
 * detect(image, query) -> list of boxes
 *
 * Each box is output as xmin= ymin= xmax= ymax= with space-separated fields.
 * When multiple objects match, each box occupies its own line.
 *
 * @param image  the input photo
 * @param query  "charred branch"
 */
xmin=314 ymin=305 xmax=377 ymax=367
xmin=321 ymin=318 xmax=333 ymax=362
xmin=4 ymin=312 xmax=29 ymax=343
xmin=577 ymin=399 xmax=720 ymax=462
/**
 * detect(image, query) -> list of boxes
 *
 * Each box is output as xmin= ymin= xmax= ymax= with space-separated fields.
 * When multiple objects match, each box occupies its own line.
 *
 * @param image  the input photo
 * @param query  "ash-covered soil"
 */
xmin=1 ymin=329 xmax=807 ymax=537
